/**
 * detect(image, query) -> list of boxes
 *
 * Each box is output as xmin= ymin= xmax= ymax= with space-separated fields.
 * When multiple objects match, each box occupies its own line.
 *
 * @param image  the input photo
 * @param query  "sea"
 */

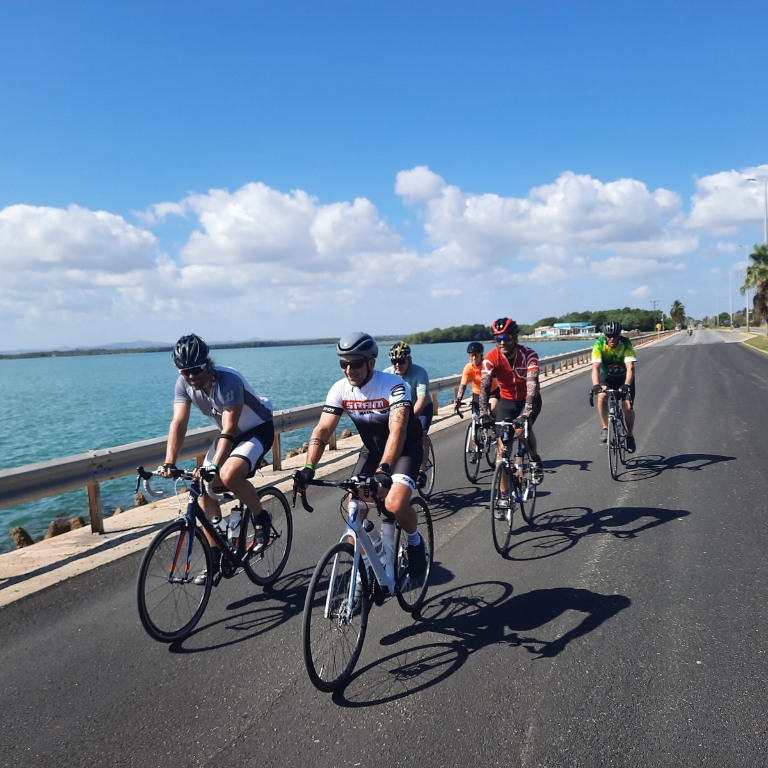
xmin=0 ymin=338 xmax=590 ymax=553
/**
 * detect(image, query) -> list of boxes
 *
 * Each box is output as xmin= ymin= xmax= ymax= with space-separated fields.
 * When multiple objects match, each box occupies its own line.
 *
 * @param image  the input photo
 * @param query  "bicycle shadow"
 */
xmin=333 ymin=581 xmax=630 ymax=706
xmin=426 ymin=486 xmax=488 ymax=523
xmin=168 ymin=565 xmax=313 ymax=654
xmin=614 ymin=453 xmax=736 ymax=482
xmin=543 ymin=458 xmax=592 ymax=472
xmin=503 ymin=505 xmax=690 ymax=562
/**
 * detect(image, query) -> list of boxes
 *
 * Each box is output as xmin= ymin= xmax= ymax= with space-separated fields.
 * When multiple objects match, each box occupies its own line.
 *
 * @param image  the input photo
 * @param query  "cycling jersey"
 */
xmin=323 ymin=369 xmax=423 ymax=453
xmin=481 ymin=345 xmax=540 ymax=402
xmin=591 ymin=336 xmax=637 ymax=379
xmin=174 ymin=366 xmax=273 ymax=430
xmin=383 ymin=362 xmax=430 ymax=398
xmin=461 ymin=362 xmax=499 ymax=396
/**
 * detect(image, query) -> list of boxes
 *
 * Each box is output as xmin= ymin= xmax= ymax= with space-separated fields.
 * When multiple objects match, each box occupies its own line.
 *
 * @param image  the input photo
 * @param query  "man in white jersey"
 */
xmin=159 ymin=334 xmax=274 ymax=582
xmin=294 ymin=332 xmax=427 ymax=578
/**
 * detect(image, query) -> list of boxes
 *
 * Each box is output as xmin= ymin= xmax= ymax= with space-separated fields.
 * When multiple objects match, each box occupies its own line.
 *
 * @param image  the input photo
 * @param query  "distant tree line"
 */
xmin=531 ymin=308 xmax=672 ymax=332
xmin=403 ymin=324 xmax=490 ymax=344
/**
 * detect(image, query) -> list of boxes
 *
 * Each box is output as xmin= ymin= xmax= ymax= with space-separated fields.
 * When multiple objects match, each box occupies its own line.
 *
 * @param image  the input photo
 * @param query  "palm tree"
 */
xmin=741 ymin=244 xmax=768 ymax=336
xmin=670 ymin=300 xmax=686 ymax=326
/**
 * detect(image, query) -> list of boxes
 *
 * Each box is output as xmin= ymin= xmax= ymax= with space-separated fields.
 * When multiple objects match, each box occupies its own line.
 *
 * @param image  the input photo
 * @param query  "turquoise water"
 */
xmin=0 ymin=339 xmax=589 ymax=552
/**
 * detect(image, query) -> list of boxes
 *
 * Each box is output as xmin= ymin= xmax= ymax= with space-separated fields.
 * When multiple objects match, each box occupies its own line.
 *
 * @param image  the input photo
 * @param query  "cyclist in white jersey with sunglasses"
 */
xmin=294 ymin=332 xmax=427 ymax=578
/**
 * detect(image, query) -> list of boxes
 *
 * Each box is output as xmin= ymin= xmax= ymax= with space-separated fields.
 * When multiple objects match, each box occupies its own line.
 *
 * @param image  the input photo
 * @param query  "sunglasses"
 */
xmin=495 ymin=334 xmax=515 ymax=343
xmin=605 ymin=335 xmax=620 ymax=340
xmin=339 ymin=358 xmax=368 ymax=370
xmin=391 ymin=357 xmax=409 ymax=364
xmin=181 ymin=364 xmax=207 ymax=375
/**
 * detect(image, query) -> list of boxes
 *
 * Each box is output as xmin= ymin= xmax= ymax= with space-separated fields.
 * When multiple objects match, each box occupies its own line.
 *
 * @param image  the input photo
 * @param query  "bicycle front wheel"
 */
xmin=419 ymin=435 xmax=436 ymax=499
xmin=302 ymin=542 xmax=369 ymax=692
xmin=463 ymin=422 xmax=481 ymax=483
xmin=243 ymin=487 xmax=293 ymax=586
xmin=518 ymin=453 xmax=537 ymax=527
xmin=490 ymin=462 xmax=514 ymax=554
xmin=485 ymin=434 xmax=497 ymax=469
xmin=137 ymin=519 xmax=212 ymax=643
xmin=395 ymin=496 xmax=434 ymax=614
xmin=617 ymin=414 xmax=628 ymax=466
xmin=608 ymin=418 xmax=621 ymax=480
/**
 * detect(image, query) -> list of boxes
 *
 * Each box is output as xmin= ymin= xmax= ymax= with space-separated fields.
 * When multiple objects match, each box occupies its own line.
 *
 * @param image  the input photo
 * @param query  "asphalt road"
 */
xmin=2 ymin=331 xmax=767 ymax=768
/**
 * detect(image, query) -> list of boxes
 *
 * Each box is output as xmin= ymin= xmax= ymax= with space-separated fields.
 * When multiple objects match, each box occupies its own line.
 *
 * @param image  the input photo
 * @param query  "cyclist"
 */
xmin=159 ymin=334 xmax=275 ymax=582
xmin=479 ymin=318 xmax=544 ymax=497
xmin=294 ymin=332 xmax=427 ymax=578
xmin=454 ymin=341 xmax=500 ymax=417
xmin=591 ymin=320 xmax=637 ymax=453
xmin=384 ymin=341 xmax=432 ymax=490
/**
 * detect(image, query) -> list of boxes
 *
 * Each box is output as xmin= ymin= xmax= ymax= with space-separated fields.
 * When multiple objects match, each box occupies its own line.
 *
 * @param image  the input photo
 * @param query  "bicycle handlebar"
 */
xmin=291 ymin=473 xmax=383 ymax=515
xmin=135 ymin=466 xmax=232 ymax=502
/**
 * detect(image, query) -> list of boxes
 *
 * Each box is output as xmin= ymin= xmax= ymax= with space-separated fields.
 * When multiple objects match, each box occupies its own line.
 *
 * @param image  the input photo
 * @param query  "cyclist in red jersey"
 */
xmin=479 ymin=317 xmax=544 ymax=486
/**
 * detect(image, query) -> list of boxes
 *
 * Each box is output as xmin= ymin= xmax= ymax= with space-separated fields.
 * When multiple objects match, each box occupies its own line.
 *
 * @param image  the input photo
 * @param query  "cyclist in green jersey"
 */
xmin=591 ymin=320 xmax=637 ymax=453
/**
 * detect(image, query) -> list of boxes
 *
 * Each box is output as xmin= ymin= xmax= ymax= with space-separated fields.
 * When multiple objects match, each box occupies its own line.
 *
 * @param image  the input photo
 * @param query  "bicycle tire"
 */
xmin=418 ymin=435 xmax=436 ymax=499
xmin=518 ymin=452 xmax=537 ymax=527
xmin=302 ymin=542 xmax=369 ymax=692
xmin=242 ymin=487 xmax=293 ymax=586
xmin=485 ymin=433 xmax=497 ymax=469
xmin=490 ymin=462 xmax=514 ymax=554
xmin=395 ymin=496 xmax=434 ymax=614
xmin=137 ymin=519 xmax=213 ymax=643
xmin=608 ymin=418 xmax=621 ymax=480
xmin=617 ymin=413 xmax=628 ymax=466
xmin=463 ymin=422 xmax=481 ymax=483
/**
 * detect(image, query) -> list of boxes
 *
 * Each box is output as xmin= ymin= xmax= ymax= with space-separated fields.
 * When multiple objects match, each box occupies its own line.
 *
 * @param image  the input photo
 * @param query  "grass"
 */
xmin=744 ymin=334 xmax=768 ymax=354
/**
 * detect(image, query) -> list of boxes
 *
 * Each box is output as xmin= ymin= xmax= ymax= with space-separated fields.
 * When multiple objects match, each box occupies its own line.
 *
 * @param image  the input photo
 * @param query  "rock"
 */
xmin=286 ymin=449 xmax=298 ymax=458
xmin=300 ymin=442 xmax=309 ymax=453
xmin=340 ymin=429 xmax=352 ymax=439
xmin=134 ymin=492 xmax=148 ymax=507
xmin=44 ymin=518 xmax=72 ymax=539
xmin=68 ymin=516 xmax=86 ymax=530
xmin=10 ymin=527 xmax=34 ymax=549
xmin=112 ymin=507 xmax=124 ymax=516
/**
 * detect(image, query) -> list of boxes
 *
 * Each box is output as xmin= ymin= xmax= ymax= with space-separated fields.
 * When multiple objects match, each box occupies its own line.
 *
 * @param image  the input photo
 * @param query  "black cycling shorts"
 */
xmin=353 ymin=439 xmax=423 ymax=486
xmin=418 ymin=400 xmax=434 ymax=434
xmin=599 ymin=373 xmax=636 ymax=404
xmin=494 ymin=393 xmax=542 ymax=437
xmin=470 ymin=388 xmax=500 ymax=410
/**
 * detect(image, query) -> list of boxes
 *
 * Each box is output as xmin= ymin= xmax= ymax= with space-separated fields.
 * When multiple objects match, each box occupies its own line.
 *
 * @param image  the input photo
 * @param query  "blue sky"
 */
xmin=1 ymin=1 xmax=767 ymax=348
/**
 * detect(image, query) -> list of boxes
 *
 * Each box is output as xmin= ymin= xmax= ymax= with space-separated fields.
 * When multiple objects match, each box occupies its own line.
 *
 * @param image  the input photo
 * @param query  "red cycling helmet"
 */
xmin=491 ymin=317 xmax=519 ymax=336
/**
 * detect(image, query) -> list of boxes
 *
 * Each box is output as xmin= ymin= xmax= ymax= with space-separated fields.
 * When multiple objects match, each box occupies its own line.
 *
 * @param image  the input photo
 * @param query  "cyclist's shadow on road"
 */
xmin=505 ymin=505 xmax=690 ymax=561
xmin=167 ymin=566 xmax=313 ymax=654
xmin=333 ymin=581 xmax=630 ymax=707
xmin=615 ymin=452 xmax=736 ymax=481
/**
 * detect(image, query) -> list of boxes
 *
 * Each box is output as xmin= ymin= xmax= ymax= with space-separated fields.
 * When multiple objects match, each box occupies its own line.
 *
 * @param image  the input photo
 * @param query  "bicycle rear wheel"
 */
xmin=418 ymin=435 xmax=436 ymax=499
xmin=395 ymin=496 xmax=434 ymax=614
xmin=243 ymin=487 xmax=293 ymax=586
xmin=302 ymin=542 xmax=369 ymax=692
xmin=490 ymin=462 xmax=514 ymax=554
xmin=463 ymin=422 xmax=481 ymax=483
xmin=518 ymin=452 xmax=537 ymax=527
xmin=608 ymin=418 xmax=621 ymax=480
xmin=137 ymin=519 xmax=212 ymax=643
xmin=485 ymin=433 xmax=497 ymax=469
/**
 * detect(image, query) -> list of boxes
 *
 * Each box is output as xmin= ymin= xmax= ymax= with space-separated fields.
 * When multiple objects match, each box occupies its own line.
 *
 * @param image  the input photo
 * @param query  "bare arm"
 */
xmin=624 ymin=360 xmax=635 ymax=385
xmin=305 ymin=411 xmax=342 ymax=468
xmin=209 ymin=405 xmax=243 ymax=466
xmin=591 ymin=361 xmax=602 ymax=387
xmin=412 ymin=394 xmax=429 ymax=418
xmin=164 ymin=402 xmax=191 ymax=465
xmin=380 ymin=405 xmax=409 ymax=469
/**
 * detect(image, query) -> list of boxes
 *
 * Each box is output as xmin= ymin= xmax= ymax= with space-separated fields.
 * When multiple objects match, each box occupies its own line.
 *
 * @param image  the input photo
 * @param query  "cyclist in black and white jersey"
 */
xmin=294 ymin=332 xmax=427 ymax=578
xmin=159 ymin=334 xmax=275 ymax=581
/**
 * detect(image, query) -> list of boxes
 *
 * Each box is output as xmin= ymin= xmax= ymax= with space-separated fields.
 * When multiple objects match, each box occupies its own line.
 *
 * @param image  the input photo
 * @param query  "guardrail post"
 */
xmin=195 ymin=453 xmax=206 ymax=467
xmin=432 ymin=392 xmax=439 ymax=412
xmin=86 ymin=482 xmax=105 ymax=535
xmin=272 ymin=433 xmax=282 ymax=471
xmin=329 ymin=429 xmax=337 ymax=450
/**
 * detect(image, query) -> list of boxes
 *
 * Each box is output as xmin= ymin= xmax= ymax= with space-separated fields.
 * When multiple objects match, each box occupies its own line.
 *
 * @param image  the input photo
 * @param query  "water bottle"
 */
xmin=363 ymin=519 xmax=384 ymax=562
xmin=381 ymin=520 xmax=396 ymax=576
xmin=227 ymin=509 xmax=241 ymax=542
xmin=211 ymin=515 xmax=227 ymax=536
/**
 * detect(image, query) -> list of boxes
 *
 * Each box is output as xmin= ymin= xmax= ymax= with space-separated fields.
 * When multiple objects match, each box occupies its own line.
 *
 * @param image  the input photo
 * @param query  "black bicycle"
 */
xmin=489 ymin=420 xmax=537 ymax=553
xmin=135 ymin=466 xmax=292 ymax=642
xmin=456 ymin=401 xmax=496 ymax=482
xmin=590 ymin=388 xmax=628 ymax=480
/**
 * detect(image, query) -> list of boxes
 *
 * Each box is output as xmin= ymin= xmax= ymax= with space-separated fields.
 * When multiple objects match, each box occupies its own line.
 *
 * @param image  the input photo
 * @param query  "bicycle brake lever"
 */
xmin=291 ymin=485 xmax=314 ymax=513
xmin=589 ymin=393 xmax=594 ymax=408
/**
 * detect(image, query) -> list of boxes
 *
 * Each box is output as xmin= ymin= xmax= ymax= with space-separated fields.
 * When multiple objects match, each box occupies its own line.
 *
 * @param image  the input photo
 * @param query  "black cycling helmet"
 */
xmin=336 ymin=332 xmax=378 ymax=358
xmin=467 ymin=341 xmax=484 ymax=354
xmin=491 ymin=317 xmax=519 ymax=336
xmin=603 ymin=320 xmax=622 ymax=337
xmin=389 ymin=341 xmax=411 ymax=360
xmin=172 ymin=334 xmax=209 ymax=369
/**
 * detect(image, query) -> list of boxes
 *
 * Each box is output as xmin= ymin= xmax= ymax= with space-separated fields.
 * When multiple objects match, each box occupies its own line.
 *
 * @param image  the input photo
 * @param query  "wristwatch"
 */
xmin=377 ymin=462 xmax=391 ymax=474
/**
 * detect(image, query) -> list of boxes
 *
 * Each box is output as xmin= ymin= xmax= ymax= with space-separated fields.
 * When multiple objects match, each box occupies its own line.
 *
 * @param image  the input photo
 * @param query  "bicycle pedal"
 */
xmin=212 ymin=572 xmax=223 ymax=588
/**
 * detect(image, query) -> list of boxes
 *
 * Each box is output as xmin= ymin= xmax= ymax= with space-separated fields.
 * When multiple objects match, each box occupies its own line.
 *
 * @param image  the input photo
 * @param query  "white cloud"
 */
xmin=686 ymin=164 xmax=768 ymax=234
xmin=630 ymin=285 xmax=651 ymax=298
xmin=395 ymin=166 xmax=446 ymax=204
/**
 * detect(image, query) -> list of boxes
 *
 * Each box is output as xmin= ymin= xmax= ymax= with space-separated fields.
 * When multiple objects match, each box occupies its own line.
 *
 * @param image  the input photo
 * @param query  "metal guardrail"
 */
xmin=0 ymin=334 xmax=670 ymax=537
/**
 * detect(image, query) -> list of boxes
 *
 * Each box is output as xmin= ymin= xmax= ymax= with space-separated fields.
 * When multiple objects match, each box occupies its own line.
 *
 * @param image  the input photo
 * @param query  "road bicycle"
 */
xmin=489 ymin=420 xmax=537 ymax=553
xmin=294 ymin=475 xmax=434 ymax=692
xmin=417 ymin=434 xmax=436 ymax=499
xmin=590 ymin=388 xmax=628 ymax=480
xmin=456 ymin=401 xmax=497 ymax=482
xmin=134 ymin=466 xmax=292 ymax=642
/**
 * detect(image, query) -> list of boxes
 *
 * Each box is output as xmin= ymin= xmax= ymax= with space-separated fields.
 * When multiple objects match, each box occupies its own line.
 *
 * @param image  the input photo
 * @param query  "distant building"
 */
xmin=553 ymin=322 xmax=596 ymax=336
xmin=533 ymin=325 xmax=559 ymax=337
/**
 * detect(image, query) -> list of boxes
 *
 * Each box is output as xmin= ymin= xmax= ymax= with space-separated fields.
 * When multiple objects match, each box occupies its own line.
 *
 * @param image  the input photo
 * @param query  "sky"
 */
xmin=1 ymin=0 xmax=767 ymax=350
